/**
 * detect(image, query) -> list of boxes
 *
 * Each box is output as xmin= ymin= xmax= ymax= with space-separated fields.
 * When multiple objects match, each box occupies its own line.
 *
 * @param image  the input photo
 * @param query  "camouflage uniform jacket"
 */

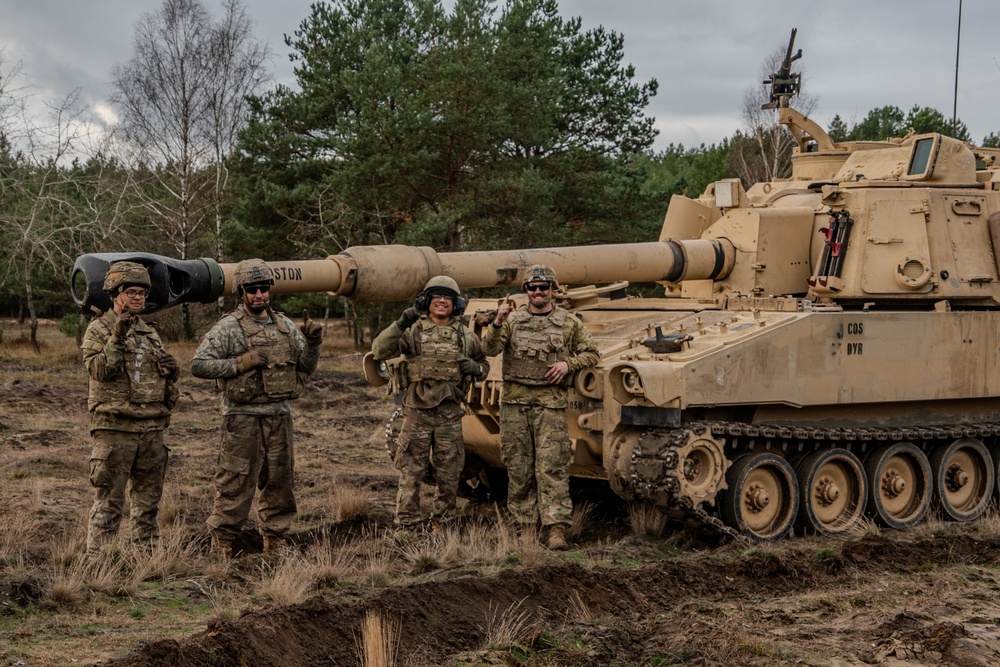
xmin=481 ymin=305 xmax=599 ymax=408
xmin=190 ymin=305 xmax=319 ymax=416
xmin=82 ymin=309 xmax=176 ymax=434
xmin=372 ymin=315 xmax=489 ymax=410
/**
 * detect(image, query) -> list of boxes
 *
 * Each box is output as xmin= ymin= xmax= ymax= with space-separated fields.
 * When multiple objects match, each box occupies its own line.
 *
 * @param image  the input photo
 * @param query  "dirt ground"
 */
xmin=4 ymin=319 xmax=1000 ymax=667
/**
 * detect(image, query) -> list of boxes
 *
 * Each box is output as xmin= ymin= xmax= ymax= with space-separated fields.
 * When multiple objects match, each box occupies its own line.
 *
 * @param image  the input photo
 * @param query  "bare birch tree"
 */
xmin=202 ymin=0 xmax=270 ymax=262
xmin=110 ymin=0 xmax=269 ymax=337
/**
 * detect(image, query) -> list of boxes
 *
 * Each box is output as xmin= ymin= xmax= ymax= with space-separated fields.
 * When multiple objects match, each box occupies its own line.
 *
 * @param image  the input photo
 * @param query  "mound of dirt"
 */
xmin=101 ymin=533 xmax=1000 ymax=667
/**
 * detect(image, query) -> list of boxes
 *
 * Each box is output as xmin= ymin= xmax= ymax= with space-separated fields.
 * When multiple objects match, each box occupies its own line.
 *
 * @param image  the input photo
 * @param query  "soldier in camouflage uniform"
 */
xmin=81 ymin=261 xmax=179 ymax=553
xmin=372 ymin=276 xmax=489 ymax=527
xmin=190 ymin=259 xmax=322 ymax=557
xmin=481 ymin=265 xmax=599 ymax=550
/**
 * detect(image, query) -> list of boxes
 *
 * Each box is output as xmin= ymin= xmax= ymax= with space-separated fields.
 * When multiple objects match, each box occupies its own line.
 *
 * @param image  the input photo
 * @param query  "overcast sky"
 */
xmin=1 ymin=0 xmax=998 ymax=151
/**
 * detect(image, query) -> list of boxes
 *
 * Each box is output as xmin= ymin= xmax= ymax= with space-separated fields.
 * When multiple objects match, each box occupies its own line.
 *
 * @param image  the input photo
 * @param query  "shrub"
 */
xmin=59 ymin=313 xmax=83 ymax=337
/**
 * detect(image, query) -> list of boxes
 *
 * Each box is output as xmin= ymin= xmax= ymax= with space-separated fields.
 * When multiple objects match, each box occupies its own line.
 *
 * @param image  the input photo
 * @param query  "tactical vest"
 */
xmin=222 ymin=308 xmax=301 ymax=403
xmin=406 ymin=319 xmax=466 ymax=384
xmin=502 ymin=307 xmax=568 ymax=385
xmin=88 ymin=320 xmax=167 ymax=407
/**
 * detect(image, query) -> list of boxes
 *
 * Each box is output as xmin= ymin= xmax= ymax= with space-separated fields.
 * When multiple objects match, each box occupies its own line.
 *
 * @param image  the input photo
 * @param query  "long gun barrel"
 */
xmin=71 ymin=239 xmax=735 ymax=314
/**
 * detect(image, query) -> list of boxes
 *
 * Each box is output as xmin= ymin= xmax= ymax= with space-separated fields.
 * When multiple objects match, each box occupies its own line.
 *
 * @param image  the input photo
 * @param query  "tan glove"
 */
xmin=112 ymin=313 xmax=133 ymax=340
xmin=236 ymin=349 xmax=268 ymax=373
xmin=300 ymin=309 xmax=323 ymax=346
xmin=158 ymin=353 xmax=180 ymax=380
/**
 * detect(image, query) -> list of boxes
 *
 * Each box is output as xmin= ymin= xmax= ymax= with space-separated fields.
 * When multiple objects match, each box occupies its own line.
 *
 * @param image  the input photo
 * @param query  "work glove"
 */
xmin=236 ymin=349 xmax=268 ymax=373
xmin=112 ymin=314 xmax=133 ymax=340
xmin=396 ymin=306 xmax=421 ymax=331
xmin=300 ymin=309 xmax=323 ymax=346
xmin=157 ymin=353 xmax=180 ymax=380
xmin=457 ymin=356 xmax=480 ymax=377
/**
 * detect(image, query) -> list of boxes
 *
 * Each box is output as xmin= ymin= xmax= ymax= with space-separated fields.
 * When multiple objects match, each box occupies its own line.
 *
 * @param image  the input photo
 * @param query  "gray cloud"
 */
xmin=1 ymin=0 xmax=997 ymax=147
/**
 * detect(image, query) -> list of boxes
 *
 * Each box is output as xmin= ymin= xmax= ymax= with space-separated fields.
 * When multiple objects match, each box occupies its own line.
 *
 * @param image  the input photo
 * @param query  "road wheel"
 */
xmin=931 ymin=438 xmax=993 ymax=522
xmin=865 ymin=442 xmax=931 ymax=529
xmin=720 ymin=453 xmax=798 ymax=542
xmin=795 ymin=449 xmax=867 ymax=535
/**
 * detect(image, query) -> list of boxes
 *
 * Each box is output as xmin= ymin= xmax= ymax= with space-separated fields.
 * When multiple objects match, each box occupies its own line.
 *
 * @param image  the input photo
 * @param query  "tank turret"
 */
xmin=72 ymin=31 xmax=1000 ymax=541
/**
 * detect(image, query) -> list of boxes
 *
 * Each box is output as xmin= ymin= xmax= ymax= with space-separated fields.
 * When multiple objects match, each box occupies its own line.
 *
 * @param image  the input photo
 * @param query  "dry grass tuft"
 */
xmin=569 ymin=501 xmax=595 ymax=540
xmin=398 ymin=537 xmax=442 ymax=575
xmin=480 ymin=597 xmax=536 ymax=649
xmin=0 ymin=508 xmax=47 ymax=559
xmin=514 ymin=525 xmax=544 ymax=567
xmin=847 ymin=516 xmax=882 ymax=538
xmin=131 ymin=528 xmax=202 ymax=582
xmin=627 ymin=502 xmax=668 ymax=537
xmin=567 ymin=588 xmax=592 ymax=622
xmin=332 ymin=483 xmax=371 ymax=521
xmin=975 ymin=507 xmax=1000 ymax=537
xmin=364 ymin=538 xmax=393 ymax=588
xmin=357 ymin=610 xmax=400 ymax=667
xmin=45 ymin=566 xmax=85 ymax=609
xmin=303 ymin=529 xmax=358 ymax=587
xmin=257 ymin=553 xmax=315 ymax=605
xmin=83 ymin=545 xmax=141 ymax=598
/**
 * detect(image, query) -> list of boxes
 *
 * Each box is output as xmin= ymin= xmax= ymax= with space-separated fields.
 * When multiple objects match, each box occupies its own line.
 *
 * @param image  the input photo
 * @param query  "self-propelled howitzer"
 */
xmin=72 ymin=36 xmax=1000 ymax=541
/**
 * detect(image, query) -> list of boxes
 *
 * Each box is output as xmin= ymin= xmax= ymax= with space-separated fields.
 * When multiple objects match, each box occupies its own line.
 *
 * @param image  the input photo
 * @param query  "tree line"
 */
xmin=1 ymin=0 xmax=994 ymax=349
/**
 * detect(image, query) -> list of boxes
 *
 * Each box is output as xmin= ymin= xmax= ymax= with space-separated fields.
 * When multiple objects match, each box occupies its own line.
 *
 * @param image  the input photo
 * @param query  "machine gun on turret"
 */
xmin=762 ymin=27 xmax=802 ymax=109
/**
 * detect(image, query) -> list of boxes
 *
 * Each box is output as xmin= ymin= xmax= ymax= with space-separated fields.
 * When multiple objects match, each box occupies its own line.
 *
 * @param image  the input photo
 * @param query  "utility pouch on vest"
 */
xmin=261 ymin=363 xmax=300 ymax=400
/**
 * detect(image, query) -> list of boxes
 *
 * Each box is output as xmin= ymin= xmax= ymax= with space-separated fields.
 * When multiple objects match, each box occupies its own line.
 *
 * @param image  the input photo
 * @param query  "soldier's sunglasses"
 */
xmin=525 ymin=284 xmax=550 ymax=293
xmin=244 ymin=283 xmax=271 ymax=294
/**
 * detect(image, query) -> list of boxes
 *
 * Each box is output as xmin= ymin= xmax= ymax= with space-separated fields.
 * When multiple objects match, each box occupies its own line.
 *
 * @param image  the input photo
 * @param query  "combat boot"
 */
xmin=210 ymin=534 xmax=234 ymax=559
xmin=263 ymin=535 xmax=287 ymax=553
xmin=546 ymin=525 xmax=568 ymax=551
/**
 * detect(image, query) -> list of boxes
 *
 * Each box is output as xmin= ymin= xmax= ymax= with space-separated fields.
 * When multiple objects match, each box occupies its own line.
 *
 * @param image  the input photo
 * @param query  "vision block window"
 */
xmin=908 ymin=137 xmax=935 ymax=177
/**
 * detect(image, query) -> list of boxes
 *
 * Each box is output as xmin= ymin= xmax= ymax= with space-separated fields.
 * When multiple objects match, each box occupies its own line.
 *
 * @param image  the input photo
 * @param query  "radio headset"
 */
xmin=415 ymin=289 xmax=467 ymax=316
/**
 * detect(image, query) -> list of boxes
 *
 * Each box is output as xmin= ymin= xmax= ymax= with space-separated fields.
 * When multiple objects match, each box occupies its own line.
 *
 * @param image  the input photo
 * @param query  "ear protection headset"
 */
xmin=415 ymin=290 xmax=467 ymax=317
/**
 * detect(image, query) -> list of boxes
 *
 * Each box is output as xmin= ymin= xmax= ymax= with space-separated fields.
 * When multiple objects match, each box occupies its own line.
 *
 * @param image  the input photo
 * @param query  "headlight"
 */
xmin=622 ymin=370 xmax=643 ymax=394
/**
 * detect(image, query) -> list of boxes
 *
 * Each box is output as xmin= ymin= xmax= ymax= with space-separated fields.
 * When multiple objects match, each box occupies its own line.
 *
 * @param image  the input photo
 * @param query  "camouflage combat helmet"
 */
xmin=522 ymin=264 xmax=559 ymax=289
xmin=233 ymin=258 xmax=275 ymax=292
xmin=418 ymin=275 xmax=466 ymax=315
xmin=422 ymin=275 xmax=461 ymax=298
xmin=103 ymin=261 xmax=151 ymax=294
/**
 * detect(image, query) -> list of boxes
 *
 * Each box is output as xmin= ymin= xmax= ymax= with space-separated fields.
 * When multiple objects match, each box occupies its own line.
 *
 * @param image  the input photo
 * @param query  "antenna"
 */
xmin=952 ymin=0 xmax=962 ymax=137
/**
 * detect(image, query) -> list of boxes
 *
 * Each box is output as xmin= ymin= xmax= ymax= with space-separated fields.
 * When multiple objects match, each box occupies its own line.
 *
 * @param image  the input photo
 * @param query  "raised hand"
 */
xmin=112 ymin=313 xmax=134 ymax=340
xmin=493 ymin=294 xmax=512 ymax=325
xmin=300 ymin=309 xmax=323 ymax=345
xmin=396 ymin=306 xmax=421 ymax=330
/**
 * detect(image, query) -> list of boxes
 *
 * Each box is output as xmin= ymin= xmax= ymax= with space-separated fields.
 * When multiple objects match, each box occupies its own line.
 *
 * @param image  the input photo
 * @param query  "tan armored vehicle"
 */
xmin=73 ymin=32 xmax=1000 ymax=541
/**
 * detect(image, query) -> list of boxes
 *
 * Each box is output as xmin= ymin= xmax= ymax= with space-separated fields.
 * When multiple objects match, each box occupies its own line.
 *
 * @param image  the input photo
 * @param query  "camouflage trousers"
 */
xmin=394 ymin=402 xmax=465 ymax=526
xmin=87 ymin=429 xmax=168 ymax=551
xmin=206 ymin=413 xmax=296 ymax=541
xmin=499 ymin=403 xmax=572 ymax=528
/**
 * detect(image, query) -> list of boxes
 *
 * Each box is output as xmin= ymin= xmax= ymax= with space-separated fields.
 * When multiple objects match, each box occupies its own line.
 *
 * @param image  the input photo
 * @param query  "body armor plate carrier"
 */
xmin=222 ymin=309 xmax=300 ymax=403
xmin=502 ymin=308 xmax=568 ymax=385
xmin=406 ymin=320 xmax=466 ymax=385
